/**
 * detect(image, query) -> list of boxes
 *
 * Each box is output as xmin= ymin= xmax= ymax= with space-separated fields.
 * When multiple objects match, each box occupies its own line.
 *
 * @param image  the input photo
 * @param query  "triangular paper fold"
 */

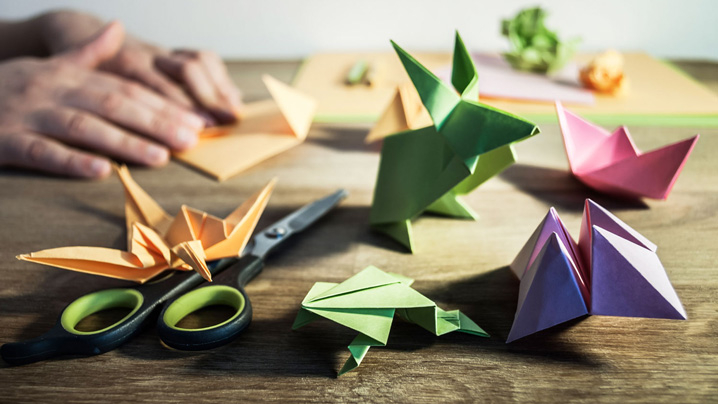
xmin=364 ymin=83 xmax=432 ymax=143
xmin=508 ymin=234 xmax=588 ymax=343
xmin=365 ymin=90 xmax=408 ymax=143
xmin=509 ymin=207 xmax=583 ymax=286
xmin=451 ymin=31 xmax=479 ymax=101
xmin=302 ymin=306 xmax=395 ymax=345
xmin=590 ymin=227 xmax=686 ymax=319
xmin=390 ymin=39 xmax=459 ymax=130
xmin=174 ymin=75 xmax=317 ymax=181
xmin=578 ymin=199 xmax=656 ymax=274
xmin=204 ymin=178 xmax=276 ymax=259
xmin=262 ymin=74 xmax=316 ymax=140
xmin=116 ymin=164 xmax=172 ymax=238
xmin=508 ymin=199 xmax=686 ymax=342
xmin=309 ymin=266 xmax=403 ymax=301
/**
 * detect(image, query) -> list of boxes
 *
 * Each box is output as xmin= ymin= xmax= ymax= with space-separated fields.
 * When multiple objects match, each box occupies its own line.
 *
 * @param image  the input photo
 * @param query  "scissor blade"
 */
xmin=288 ymin=189 xmax=349 ymax=232
xmin=249 ymin=189 xmax=348 ymax=259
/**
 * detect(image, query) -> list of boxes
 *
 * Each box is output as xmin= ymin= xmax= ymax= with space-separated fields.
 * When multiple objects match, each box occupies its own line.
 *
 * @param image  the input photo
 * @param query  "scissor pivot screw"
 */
xmin=265 ymin=227 xmax=287 ymax=239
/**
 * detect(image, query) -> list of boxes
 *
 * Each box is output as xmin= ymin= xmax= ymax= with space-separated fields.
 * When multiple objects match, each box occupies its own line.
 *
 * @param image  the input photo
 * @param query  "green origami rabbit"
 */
xmin=369 ymin=32 xmax=540 ymax=252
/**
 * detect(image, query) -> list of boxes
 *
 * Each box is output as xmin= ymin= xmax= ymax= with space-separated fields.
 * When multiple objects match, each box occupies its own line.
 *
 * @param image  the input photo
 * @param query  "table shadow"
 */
xmin=499 ymin=163 xmax=649 ymax=212
xmin=419 ymin=266 xmax=606 ymax=368
xmin=181 ymin=267 xmax=603 ymax=378
xmin=115 ymin=313 xmax=348 ymax=378
xmin=307 ymin=125 xmax=382 ymax=154
xmin=260 ymin=205 xmax=411 ymax=255
xmin=1 ymin=266 xmax=606 ymax=376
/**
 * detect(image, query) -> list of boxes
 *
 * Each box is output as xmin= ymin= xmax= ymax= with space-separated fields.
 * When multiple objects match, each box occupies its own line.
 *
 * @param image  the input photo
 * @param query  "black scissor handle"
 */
xmin=156 ymin=255 xmax=263 ymax=351
xmin=1 ymin=288 xmax=153 ymax=365
xmin=1 ymin=268 xmax=207 ymax=366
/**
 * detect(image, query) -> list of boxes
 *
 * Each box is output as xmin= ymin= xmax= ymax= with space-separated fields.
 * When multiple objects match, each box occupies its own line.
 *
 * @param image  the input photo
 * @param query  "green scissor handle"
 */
xmin=156 ymin=254 xmax=263 ymax=351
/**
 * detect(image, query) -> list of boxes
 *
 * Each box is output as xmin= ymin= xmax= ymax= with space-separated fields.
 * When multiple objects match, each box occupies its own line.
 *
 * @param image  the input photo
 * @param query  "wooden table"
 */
xmin=1 ymin=60 xmax=716 ymax=403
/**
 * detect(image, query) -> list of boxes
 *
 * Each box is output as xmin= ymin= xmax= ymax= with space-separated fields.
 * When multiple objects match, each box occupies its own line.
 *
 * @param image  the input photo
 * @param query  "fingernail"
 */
xmin=146 ymin=144 xmax=169 ymax=165
xmin=176 ymin=127 xmax=199 ymax=150
xmin=214 ymin=109 xmax=239 ymax=124
xmin=89 ymin=159 xmax=112 ymax=178
xmin=197 ymin=110 xmax=217 ymax=127
xmin=182 ymin=113 xmax=206 ymax=130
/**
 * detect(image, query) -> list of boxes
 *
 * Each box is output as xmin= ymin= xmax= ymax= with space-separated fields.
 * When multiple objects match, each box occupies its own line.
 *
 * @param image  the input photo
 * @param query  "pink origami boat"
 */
xmin=507 ymin=199 xmax=686 ymax=343
xmin=556 ymin=101 xmax=699 ymax=199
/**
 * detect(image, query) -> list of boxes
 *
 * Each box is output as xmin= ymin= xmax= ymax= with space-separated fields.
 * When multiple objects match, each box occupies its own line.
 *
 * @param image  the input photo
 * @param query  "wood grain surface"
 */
xmin=0 ymin=60 xmax=716 ymax=403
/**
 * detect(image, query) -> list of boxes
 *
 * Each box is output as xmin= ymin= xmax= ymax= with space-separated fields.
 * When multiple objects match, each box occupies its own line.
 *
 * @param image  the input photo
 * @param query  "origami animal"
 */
xmin=293 ymin=266 xmax=488 ymax=376
xmin=368 ymin=32 xmax=540 ymax=252
xmin=556 ymin=101 xmax=699 ymax=199
xmin=508 ymin=199 xmax=686 ymax=343
xmin=17 ymin=166 xmax=275 ymax=283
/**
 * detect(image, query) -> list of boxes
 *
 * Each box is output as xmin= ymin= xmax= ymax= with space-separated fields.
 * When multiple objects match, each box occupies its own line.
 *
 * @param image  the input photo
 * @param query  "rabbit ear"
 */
xmin=451 ymin=31 xmax=479 ymax=101
xmin=391 ymin=40 xmax=459 ymax=131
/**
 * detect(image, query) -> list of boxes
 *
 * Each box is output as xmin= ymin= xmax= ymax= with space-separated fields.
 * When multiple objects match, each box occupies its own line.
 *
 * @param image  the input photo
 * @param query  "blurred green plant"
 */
xmin=501 ymin=7 xmax=580 ymax=74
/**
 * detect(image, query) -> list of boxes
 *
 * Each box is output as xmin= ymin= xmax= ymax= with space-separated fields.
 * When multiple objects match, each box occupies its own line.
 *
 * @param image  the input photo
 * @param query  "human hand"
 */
xmin=41 ymin=10 xmax=243 ymax=124
xmin=0 ymin=22 xmax=206 ymax=178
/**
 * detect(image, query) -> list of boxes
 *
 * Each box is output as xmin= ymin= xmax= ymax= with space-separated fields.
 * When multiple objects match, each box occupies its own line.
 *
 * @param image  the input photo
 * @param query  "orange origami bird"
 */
xmin=17 ymin=166 xmax=275 ymax=283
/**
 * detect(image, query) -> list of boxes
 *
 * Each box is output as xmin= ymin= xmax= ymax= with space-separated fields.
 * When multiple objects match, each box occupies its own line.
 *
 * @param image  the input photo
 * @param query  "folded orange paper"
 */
xmin=174 ymin=75 xmax=317 ymax=181
xmin=17 ymin=166 xmax=276 ymax=283
xmin=364 ymin=82 xmax=431 ymax=143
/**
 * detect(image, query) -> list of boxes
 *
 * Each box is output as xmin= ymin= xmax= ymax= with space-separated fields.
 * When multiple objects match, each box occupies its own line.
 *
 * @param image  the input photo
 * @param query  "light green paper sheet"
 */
xmin=369 ymin=31 xmax=540 ymax=252
xmin=292 ymin=266 xmax=488 ymax=376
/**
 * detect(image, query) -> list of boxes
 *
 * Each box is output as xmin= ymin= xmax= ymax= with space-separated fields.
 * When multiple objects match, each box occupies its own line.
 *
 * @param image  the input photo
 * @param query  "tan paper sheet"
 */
xmin=293 ymin=52 xmax=718 ymax=126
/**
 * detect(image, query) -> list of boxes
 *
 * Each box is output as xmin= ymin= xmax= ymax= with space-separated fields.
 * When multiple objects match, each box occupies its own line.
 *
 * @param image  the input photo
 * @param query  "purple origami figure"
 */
xmin=507 ymin=199 xmax=686 ymax=343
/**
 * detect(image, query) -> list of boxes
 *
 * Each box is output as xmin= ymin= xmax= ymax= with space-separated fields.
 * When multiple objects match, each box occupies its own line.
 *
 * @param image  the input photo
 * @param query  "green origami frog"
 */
xmin=501 ymin=7 xmax=580 ymax=73
xmin=292 ymin=266 xmax=488 ymax=376
xmin=369 ymin=32 xmax=540 ymax=252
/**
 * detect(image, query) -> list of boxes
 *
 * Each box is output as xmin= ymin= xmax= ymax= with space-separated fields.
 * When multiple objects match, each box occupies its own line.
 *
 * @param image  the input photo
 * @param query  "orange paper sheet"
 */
xmin=294 ymin=53 xmax=448 ymax=123
xmin=365 ymin=82 xmax=431 ymax=143
xmin=293 ymin=52 xmax=718 ymax=126
xmin=175 ymin=75 xmax=317 ymax=181
xmin=17 ymin=166 xmax=276 ymax=283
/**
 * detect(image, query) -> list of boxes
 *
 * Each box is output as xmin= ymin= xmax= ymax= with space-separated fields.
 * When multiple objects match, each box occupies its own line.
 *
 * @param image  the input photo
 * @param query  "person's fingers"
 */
xmin=0 ymin=131 xmax=112 ymax=179
xmin=26 ymin=107 xmax=170 ymax=167
xmin=117 ymin=76 xmax=217 ymax=128
xmin=57 ymin=21 xmax=125 ymax=69
xmin=155 ymin=54 xmax=217 ymax=107
xmin=174 ymin=50 xmax=243 ymax=112
xmin=83 ymin=71 xmax=204 ymax=123
xmin=123 ymin=63 xmax=196 ymax=110
xmin=155 ymin=52 xmax=237 ymax=123
xmin=57 ymin=85 xmax=202 ymax=150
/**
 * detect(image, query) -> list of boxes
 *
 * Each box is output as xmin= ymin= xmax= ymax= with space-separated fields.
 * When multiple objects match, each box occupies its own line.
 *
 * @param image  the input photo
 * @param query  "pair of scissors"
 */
xmin=1 ymin=189 xmax=348 ymax=365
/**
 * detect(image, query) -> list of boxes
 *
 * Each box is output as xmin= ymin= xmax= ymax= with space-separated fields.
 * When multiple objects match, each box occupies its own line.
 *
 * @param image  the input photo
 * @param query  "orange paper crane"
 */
xmin=17 ymin=166 xmax=275 ymax=283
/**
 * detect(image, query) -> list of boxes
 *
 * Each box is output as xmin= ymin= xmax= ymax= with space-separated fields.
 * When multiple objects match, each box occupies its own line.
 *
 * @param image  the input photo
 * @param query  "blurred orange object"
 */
xmin=580 ymin=50 xmax=630 ymax=96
